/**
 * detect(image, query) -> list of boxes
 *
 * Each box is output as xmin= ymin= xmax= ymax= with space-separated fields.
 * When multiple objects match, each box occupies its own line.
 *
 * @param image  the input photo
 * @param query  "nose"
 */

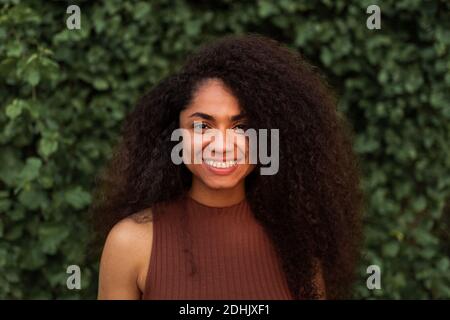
xmin=207 ymin=128 xmax=236 ymax=160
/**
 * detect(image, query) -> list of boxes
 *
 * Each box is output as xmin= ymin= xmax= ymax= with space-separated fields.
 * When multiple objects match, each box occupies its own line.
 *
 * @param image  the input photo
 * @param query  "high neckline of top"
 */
xmin=185 ymin=194 xmax=247 ymax=210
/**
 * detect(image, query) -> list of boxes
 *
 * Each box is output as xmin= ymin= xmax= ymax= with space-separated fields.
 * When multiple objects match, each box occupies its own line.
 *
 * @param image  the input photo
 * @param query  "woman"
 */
xmin=93 ymin=34 xmax=364 ymax=300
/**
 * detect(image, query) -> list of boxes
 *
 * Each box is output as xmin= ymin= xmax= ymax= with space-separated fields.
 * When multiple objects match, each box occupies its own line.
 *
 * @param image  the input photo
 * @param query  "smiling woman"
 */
xmin=91 ymin=34 xmax=364 ymax=300
xmin=178 ymin=78 xmax=256 ymax=193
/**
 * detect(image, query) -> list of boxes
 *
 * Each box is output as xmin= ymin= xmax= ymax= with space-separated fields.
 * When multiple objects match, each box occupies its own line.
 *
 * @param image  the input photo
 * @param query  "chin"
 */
xmin=201 ymin=177 xmax=242 ymax=190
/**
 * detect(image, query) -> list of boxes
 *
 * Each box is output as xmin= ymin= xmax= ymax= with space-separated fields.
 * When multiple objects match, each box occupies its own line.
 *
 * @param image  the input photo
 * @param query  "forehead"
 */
xmin=182 ymin=79 xmax=242 ymax=117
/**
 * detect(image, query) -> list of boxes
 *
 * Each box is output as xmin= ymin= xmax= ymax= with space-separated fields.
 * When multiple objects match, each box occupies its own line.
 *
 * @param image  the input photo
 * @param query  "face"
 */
xmin=179 ymin=78 xmax=256 ymax=190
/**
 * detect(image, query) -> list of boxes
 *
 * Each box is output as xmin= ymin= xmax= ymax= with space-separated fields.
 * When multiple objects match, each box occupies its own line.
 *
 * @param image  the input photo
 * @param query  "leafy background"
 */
xmin=0 ymin=0 xmax=449 ymax=299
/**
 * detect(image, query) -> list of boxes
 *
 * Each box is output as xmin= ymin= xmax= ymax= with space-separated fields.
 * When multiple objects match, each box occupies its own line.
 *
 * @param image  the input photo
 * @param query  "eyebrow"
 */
xmin=189 ymin=112 xmax=247 ymax=122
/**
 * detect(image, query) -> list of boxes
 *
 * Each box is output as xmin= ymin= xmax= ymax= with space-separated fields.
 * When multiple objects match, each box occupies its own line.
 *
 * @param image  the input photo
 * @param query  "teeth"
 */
xmin=205 ymin=159 xmax=237 ymax=169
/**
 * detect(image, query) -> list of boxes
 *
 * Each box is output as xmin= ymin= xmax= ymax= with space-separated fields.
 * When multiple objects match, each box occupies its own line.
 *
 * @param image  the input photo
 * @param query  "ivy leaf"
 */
xmin=18 ymin=158 xmax=42 ymax=183
xmin=18 ymin=188 xmax=48 ymax=210
xmin=5 ymin=99 xmax=28 ymax=119
xmin=38 ymin=224 xmax=70 ymax=255
xmin=25 ymin=68 xmax=40 ymax=86
xmin=382 ymin=242 xmax=400 ymax=257
xmin=38 ymin=138 xmax=59 ymax=158
xmin=93 ymin=78 xmax=109 ymax=90
xmin=64 ymin=187 xmax=92 ymax=209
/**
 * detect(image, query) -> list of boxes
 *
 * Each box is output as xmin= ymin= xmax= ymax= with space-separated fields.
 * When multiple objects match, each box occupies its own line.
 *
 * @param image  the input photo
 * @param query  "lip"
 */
xmin=202 ymin=161 xmax=239 ymax=176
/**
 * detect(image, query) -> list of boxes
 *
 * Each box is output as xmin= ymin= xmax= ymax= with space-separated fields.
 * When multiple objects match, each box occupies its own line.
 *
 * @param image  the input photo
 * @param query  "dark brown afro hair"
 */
xmin=91 ymin=34 xmax=364 ymax=299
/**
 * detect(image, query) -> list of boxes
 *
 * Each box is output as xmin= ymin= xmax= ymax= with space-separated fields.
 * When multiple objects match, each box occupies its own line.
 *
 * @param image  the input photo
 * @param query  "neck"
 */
xmin=188 ymin=179 xmax=246 ymax=207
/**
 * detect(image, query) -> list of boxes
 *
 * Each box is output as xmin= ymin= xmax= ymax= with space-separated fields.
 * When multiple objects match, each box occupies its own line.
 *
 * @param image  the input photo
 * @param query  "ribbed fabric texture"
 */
xmin=142 ymin=194 xmax=293 ymax=300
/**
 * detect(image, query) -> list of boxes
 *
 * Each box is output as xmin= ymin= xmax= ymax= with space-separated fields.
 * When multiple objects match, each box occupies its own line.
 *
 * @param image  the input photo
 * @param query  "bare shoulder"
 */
xmin=105 ymin=208 xmax=154 ymax=248
xmin=98 ymin=208 xmax=154 ymax=298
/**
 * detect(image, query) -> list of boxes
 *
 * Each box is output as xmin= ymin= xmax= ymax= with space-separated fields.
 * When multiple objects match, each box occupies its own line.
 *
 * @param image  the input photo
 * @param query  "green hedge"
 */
xmin=0 ymin=0 xmax=449 ymax=299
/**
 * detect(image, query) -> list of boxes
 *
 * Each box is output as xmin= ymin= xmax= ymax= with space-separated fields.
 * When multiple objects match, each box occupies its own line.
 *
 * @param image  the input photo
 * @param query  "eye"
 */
xmin=233 ymin=123 xmax=248 ymax=132
xmin=192 ymin=122 xmax=209 ymax=130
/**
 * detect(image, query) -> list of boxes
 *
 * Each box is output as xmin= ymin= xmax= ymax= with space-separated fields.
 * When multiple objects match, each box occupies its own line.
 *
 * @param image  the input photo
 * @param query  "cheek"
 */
xmin=181 ymin=133 xmax=207 ymax=163
xmin=241 ymin=163 xmax=256 ymax=176
xmin=235 ymin=136 xmax=254 ymax=163
xmin=184 ymin=163 xmax=200 ymax=177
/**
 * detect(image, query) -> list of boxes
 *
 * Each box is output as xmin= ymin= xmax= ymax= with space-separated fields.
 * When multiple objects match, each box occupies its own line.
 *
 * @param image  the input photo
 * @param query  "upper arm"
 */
xmin=98 ymin=212 xmax=153 ymax=300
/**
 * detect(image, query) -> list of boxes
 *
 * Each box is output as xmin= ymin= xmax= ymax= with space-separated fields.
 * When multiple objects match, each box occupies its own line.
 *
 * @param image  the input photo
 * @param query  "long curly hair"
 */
xmin=91 ymin=34 xmax=364 ymax=299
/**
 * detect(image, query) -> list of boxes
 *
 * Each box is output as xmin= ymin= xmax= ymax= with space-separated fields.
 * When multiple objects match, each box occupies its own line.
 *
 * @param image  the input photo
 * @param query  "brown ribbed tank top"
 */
xmin=142 ymin=194 xmax=293 ymax=300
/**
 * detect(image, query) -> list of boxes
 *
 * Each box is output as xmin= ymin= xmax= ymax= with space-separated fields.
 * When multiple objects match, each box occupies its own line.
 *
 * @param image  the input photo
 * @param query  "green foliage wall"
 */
xmin=0 ymin=0 xmax=449 ymax=299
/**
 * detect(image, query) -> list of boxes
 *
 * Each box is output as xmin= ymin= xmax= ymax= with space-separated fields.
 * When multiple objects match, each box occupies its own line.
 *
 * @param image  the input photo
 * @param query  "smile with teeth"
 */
xmin=204 ymin=159 xmax=238 ymax=169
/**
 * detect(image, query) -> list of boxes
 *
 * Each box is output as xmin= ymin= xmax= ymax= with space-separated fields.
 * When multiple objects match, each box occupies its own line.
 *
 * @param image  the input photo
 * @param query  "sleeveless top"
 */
xmin=142 ymin=194 xmax=294 ymax=300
